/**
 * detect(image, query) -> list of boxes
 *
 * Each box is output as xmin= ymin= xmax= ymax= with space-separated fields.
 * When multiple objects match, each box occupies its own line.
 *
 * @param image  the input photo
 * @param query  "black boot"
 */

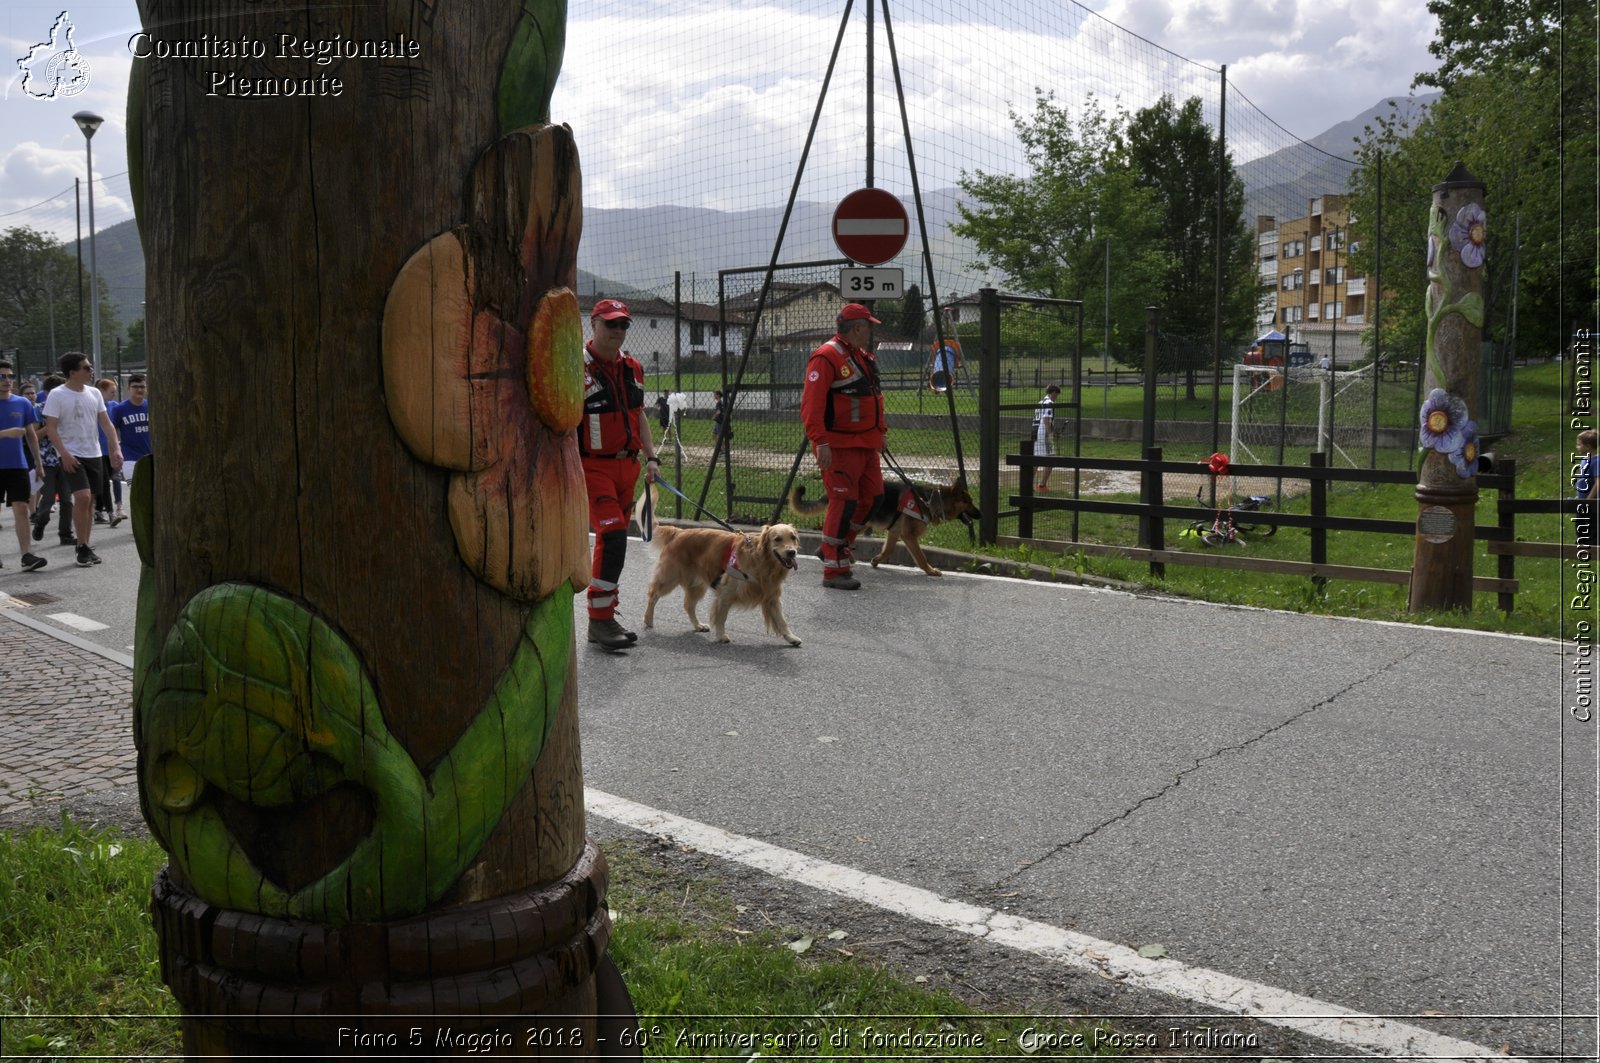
xmin=587 ymin=618 xmax=633 ymax=651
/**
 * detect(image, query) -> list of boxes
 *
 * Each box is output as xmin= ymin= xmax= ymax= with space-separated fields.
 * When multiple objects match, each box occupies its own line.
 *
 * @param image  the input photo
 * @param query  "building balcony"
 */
xmin=1345 ymin=314 xmax=1365 ymax=325
xmin=1346 ymin=277 xmax=1366 ymax=295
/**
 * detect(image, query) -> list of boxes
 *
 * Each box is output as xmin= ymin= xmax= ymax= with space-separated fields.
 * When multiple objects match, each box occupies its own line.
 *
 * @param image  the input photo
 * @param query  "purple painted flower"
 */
xmin=1449 ymin=203 xmax=1486 ymax=269
xmin=1419 ymin=388 xmax=1472 ymax=453
xmin=1450 ymin=426 xmax=1480 ymax=477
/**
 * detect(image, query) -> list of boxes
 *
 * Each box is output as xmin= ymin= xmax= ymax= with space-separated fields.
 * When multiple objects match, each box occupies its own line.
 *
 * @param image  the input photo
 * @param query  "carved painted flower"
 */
xmin=1450 ymin=427 xmax=1481 ymax=478
xmin=1448 ymin=203 xmax=1486 ymax=269
xmin=383 ymin=125 xmax=589 ymax=602
xmin=1419 ymin=388 xmax=1472 ymax=454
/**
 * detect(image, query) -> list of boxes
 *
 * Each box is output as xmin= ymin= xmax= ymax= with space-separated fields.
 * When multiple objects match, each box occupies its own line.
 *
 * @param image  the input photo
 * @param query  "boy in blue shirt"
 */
xmin=108 ymin=373 xmax=151 ymax=526
xmin=0 ymin=360 xmax=47 ymax=571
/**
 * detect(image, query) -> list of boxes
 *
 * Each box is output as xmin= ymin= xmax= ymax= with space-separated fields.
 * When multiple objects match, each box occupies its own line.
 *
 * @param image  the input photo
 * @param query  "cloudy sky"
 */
xmin=0 ymin=0 xmax=1441 ymax=236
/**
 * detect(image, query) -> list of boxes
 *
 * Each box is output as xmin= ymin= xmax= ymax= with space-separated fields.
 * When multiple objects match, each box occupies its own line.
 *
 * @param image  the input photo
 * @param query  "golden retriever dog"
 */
xmin=789 ymin=477 xmax=980 ymax=577
xmin=643 ymin=524 xmax=803 ymax=646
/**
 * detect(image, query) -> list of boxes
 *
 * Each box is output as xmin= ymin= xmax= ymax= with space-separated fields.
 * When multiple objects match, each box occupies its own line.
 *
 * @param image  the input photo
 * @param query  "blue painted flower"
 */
xmin=1448 ymin=203 xmax=1486 ymax=269
xmin=1450 ymin=426 xmax=1480 ymax=477
xmin=1419 ymin=388 xmax=1472 ymax=453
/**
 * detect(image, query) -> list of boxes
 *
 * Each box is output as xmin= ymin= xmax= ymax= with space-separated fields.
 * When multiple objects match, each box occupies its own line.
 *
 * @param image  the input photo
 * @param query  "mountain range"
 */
xmin=81 ymin=93 xmax=1436 ymax=327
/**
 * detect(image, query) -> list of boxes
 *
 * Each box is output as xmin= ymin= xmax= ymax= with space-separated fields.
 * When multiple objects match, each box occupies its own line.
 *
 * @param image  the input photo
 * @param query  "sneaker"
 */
xmin=21 ymin=553 xmax=47 ymax=572
xmin=31 ymin=517 xmax=45 ymax=542
xmin=587 ymin=617 xmax=634 ymax=651
xmin=59 ymin=535 xmax=77 ymax=547
xmin=1036 ymin=484 xmax=1050 ymax=492
xmin=822 ymin=574 xmax=861 ymax=590
xmin=93 ymin=511 xmax=108 ymax=525
xmin=110 ymin=507 xmax=126 ymax=528
xmin=75 ymin=544 xmax=101 ymax=567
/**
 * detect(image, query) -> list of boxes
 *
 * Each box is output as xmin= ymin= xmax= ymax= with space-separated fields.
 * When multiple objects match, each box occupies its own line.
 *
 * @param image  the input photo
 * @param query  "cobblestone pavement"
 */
xmin=0 ymin=613 xmax=136 ymax=816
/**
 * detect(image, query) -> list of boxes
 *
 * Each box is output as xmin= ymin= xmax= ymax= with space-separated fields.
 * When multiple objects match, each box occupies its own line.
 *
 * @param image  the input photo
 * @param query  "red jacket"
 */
xmin=800 ymin=335 xmax=885 ymax=449
xmin=580 ymin=344 xmax=646 ymax=457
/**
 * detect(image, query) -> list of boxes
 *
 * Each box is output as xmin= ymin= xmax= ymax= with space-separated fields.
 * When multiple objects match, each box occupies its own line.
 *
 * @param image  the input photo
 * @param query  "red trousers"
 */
xmin=583 ymin=455 xmax=640 ymax=620
xmin=816 ymin=446 xmax=882 ymax=579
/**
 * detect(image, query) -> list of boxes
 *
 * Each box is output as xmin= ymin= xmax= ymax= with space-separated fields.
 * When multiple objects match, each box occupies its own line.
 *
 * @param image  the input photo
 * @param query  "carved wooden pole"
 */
xmin=127 ymin=1 xmax=629 ymax=1056
xmin=1409 ymin=162 xmax=1486 ymax=612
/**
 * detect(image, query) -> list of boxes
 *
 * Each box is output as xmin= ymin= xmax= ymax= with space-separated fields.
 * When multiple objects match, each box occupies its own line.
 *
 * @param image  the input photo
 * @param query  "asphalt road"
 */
xmin=5 ymin=521 xmax=1593 ymax=1058
xmin=578 ymin=546 xmax=1595 ymax=1058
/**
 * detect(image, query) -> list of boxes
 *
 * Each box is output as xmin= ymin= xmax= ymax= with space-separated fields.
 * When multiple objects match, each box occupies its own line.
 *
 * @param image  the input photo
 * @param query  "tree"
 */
xmin=954 ymin=91 xmax=1167 ymax=367
xmin=1416 ymin=0 xmax=1564 ymax=90
xmin=898 ymin=282 xmax=927 ymax=341
xmin=1348 ymin=2 xmax=1596 ymax=362
xmin=1125 ymin=94 xmax=1256 ymax=396
xmin=0 ymin=227 xmax=104 ymax=378
xmin=128 ymin=0 xmax=626 ymax=1053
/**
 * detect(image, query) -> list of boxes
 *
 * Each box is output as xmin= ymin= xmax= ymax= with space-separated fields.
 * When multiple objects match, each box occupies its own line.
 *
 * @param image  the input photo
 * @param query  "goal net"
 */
xmin=1230 ymin=363 xmax=1379 ymax=467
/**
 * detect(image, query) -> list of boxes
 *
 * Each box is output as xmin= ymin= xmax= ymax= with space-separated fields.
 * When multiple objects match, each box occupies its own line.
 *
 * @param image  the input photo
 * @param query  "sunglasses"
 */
xmin=601 ymin=318 xmax=631 ymax=331
xmin=0 ymin=373 xmax=14 ymax=380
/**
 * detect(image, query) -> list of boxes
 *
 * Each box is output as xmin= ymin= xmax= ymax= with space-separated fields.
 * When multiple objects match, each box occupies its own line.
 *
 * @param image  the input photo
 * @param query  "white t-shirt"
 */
xmin=43 ymin=385 xmax=107 ymax=458
xmin=1033 ymin=395 xmax=1055 ymax=447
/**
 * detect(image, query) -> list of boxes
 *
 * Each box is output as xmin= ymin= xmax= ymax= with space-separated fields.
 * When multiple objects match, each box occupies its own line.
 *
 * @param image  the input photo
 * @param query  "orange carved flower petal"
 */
xmin=527 ymin=287 xmax=583 ymax=432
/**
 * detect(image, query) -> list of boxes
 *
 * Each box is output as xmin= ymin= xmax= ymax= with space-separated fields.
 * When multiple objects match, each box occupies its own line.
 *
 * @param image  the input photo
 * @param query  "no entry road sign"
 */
xmin=832 ymin=188 xmax=909 ymax=266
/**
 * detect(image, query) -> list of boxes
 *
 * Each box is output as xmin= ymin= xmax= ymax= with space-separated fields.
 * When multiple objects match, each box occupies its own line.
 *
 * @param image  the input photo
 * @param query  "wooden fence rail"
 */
xmin=1003 ymin=447 xmax=1541 ymax=607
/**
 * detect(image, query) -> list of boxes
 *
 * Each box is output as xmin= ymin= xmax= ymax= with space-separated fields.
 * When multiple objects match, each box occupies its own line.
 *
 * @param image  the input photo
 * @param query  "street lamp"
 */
xmin=73 ymin=110 xmax=103 ymax=364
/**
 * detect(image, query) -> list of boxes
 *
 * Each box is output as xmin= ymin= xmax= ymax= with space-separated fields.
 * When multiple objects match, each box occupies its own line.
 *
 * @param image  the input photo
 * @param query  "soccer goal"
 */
xmin=1230 ymin=363 xmax=1379 ymax=467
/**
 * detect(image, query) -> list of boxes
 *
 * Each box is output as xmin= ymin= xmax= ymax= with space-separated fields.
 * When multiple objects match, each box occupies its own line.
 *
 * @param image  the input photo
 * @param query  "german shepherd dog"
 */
xmin=789 ymin=477 xmax=980 ymax=577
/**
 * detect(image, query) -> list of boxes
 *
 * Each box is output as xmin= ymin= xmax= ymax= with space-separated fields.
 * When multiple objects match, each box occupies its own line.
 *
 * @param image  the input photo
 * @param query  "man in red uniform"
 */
xmin=581 ymin=298 xmax=660 ymax=650
xmin=800 ymin=303 xmax=886 ymax=590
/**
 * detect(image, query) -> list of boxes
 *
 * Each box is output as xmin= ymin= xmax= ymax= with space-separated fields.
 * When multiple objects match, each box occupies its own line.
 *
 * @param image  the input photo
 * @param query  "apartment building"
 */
xmin=1255 ymin=194 xmax=1369 ymax=360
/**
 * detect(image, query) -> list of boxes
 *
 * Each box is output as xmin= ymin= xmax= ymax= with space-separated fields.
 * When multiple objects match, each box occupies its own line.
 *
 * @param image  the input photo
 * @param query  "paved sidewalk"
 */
xmin=0 ymin=612 xmax=137 ymax=816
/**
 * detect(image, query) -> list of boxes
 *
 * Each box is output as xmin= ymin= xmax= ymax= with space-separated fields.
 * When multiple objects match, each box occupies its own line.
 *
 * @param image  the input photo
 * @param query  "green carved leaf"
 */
xmin=498 ymin=0 xmax=567 ymax=132
xmin=126 ymin=57 xmax=146 ymax=244
xmin=1454 ymin=292 xmax=1485 ymax=328
xmin=140 ymin=582 xmax=573 ymax=923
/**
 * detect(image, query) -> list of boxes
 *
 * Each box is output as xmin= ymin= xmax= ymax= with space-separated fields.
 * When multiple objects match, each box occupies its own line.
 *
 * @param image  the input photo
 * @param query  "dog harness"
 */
xmin=891 ymin=484 xmax=945 ymax=527
xmin=717 ymin=538 xmax=753 ymax=584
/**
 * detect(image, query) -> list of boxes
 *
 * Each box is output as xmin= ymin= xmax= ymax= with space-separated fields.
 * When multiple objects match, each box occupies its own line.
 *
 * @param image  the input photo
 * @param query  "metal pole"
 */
xmin=1210 ymin=65 xmax=1226 ymax=456
xmin=44 ymin=287 xmax=57 ymax=361
xmin=85 ymin=138 xmax=102 ymax=362
xmin=865 ymin=0 xmax=874 ymax=188
xmin=1328 ymin=223 xmax=1338 ymax=463
xmin=880 ymin=0 xmax=966 ymax=483
xmin=75 ymin=178 xmax=85 ymax=354
xmin=1369 ymin=153 xmax=1382 ymax=468
xmin=1103 ymin=236 xmax=1110 ymax=417
xmin=977 ymin=287 xmax=1000 ymax=544
xmin=1139 ymin=305 xmax=1158 ymax=548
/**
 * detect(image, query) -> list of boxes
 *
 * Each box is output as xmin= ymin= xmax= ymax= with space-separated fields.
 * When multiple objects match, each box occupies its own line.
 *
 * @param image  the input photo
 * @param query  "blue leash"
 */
xmin=647 ymin=475 xmax=742 ymax=534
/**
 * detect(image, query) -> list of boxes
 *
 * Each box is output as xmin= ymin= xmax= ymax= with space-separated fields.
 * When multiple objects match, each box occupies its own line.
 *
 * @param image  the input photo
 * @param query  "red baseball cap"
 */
xmin=838 ymin=302 xmax=882 ymax=324
xmin=592 ymin=298 xmax=631 ymax=321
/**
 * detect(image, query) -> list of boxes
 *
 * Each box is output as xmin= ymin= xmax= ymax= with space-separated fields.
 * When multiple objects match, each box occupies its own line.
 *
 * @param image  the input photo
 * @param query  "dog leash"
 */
xmin=879 ymin=445 xmax=976 ymax=542
xmin=650 ymin=475 xmax=744 ymax=535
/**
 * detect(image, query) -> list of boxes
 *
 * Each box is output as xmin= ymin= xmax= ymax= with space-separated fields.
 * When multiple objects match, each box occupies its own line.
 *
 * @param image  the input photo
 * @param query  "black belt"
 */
xmin=586 ymin=450 xmax=639 ymax=460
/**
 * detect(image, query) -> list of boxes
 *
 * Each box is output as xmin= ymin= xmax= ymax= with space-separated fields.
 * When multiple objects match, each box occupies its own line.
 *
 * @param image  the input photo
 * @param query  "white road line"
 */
xmin=46 ymin=611 xmax=109 ymax=632
xmin=586 ymin=788 xmax=1518 ymax=1062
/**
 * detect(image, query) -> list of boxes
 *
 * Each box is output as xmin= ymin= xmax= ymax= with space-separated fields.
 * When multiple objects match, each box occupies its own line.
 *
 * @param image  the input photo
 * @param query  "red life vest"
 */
xmin=801 ymin=337 xmax=885 ymax=448
xmin=580 ymin=345 xmax=646 ymax=457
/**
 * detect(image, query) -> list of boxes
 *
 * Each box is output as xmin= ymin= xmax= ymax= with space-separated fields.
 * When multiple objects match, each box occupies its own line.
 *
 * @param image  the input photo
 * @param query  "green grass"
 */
xmin=0 ymin=821 xmax=1117 ymax=1058
xmin=673 ymin=361 xmax=1575 ymax=639
xmin=0 ymin=818 xmax=175 ymax=1058
xmin=980 ymin=362 xmax=1576 ymax=638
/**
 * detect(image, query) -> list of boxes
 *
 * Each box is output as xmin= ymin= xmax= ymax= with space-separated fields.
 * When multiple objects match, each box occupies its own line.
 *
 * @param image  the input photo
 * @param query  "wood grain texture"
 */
xmin=132 ymin=0 xmax=610 ymax=1050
